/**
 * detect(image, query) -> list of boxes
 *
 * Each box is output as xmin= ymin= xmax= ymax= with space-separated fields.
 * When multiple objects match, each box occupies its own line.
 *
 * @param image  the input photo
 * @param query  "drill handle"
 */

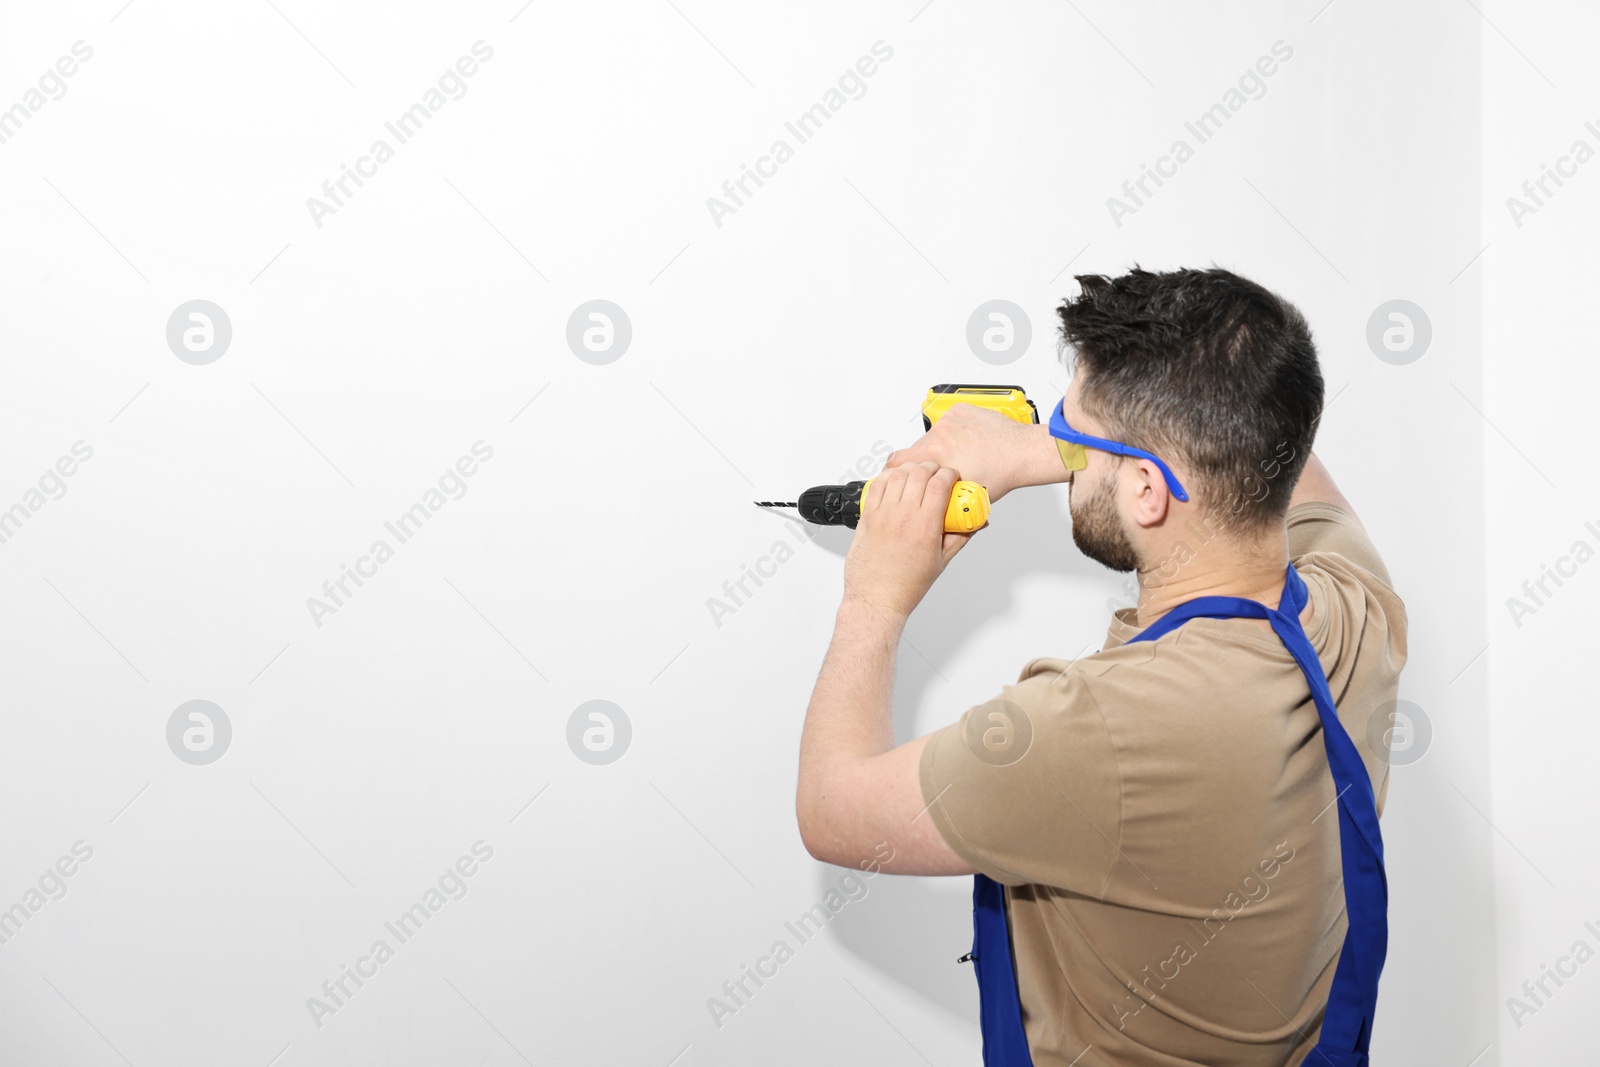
xmin=797 ymin=479 xmax=990 ymax=533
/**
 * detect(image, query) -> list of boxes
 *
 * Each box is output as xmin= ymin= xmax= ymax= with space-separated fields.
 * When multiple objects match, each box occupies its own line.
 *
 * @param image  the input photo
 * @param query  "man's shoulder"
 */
xmin=1287 ymin=501 xmax=1397 ymax=592
xmin=1013 ymin=641 xmax=1171 ymax=712
xmin=1014 ymin=629 xmax=1271 ymax=735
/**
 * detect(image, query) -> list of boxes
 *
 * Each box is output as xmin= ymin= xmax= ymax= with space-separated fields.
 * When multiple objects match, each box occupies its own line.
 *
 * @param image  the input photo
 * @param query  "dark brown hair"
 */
xmin=1057 ymin=266 xmax=1323 ymax=531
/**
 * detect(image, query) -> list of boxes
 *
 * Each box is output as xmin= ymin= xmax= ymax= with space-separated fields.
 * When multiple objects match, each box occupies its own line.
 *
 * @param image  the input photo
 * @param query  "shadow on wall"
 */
xmin=810 ymin=484 xmax=1116 ymax=1018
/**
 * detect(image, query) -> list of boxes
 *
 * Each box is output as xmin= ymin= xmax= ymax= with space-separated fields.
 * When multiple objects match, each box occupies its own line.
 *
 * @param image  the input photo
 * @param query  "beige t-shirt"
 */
xmin=920 ymin=502 xmax=1408 ymax=1067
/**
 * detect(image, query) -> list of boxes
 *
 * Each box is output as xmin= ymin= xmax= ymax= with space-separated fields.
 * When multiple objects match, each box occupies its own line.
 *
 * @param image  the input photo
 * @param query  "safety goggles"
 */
xmin=1048 ymin=397 xmax=1190 ymax=502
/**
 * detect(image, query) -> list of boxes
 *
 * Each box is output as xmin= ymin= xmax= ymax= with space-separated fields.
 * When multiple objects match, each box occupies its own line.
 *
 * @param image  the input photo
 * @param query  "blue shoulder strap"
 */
xmin=971 ymin=872 xmax=1033 ymax=1061
xmin=969 ymin=565 xmax=1386 ymax=1066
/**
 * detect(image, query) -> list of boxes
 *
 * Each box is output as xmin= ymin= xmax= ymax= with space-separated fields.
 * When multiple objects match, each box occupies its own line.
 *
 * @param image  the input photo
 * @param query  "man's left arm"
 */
xmin=794 ymin=461 xmax=977 ymax=876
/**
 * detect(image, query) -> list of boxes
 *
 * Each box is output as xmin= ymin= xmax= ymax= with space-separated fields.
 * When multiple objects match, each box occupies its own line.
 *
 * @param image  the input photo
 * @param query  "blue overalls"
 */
xmin=968 ymin=564 xmax=1387 ymax=1066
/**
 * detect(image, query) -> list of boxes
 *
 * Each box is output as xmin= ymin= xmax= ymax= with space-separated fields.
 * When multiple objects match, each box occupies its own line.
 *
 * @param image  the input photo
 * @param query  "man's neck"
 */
xmin=1132 ymin=526 xmax=1290 ymax=627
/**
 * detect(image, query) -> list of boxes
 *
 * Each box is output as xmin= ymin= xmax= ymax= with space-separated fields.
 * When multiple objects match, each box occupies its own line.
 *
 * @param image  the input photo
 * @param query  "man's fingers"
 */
xmin=926 ymin=464 xmax=959 ymax=498
xmin=862 ymin=469 xmax=890 ymax=513
xmin=886 ymin=462 xmax=962 ymax=518
xmin=867 ymin=464 xmax=910 ymax=511
xmin=883 ymin=447 xmax=920 ymax=469
xmin=898 ymin=461 xmax=941 ymax=510
xmin=866 ymin=462 xmax=964 ymax=532
xmin=921 ymin=465 xmax=960 ymax=516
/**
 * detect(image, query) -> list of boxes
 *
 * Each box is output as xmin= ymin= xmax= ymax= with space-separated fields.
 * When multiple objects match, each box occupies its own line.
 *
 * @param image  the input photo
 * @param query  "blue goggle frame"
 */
xmin=1047 ymin=397 xmax=1190 ymax=503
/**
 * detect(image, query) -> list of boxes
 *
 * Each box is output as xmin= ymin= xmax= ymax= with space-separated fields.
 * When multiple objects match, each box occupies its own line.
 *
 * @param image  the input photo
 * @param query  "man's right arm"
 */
xmin=1288 ymin=452 xmax=1362 ymax=527
xmin=886 ymin=410 xmax=1370 ymax=547
xmin=1284 ymin=452 xmax=1399 ymax=588
xmin=882 ymin=404 xmax=1070 ymax=502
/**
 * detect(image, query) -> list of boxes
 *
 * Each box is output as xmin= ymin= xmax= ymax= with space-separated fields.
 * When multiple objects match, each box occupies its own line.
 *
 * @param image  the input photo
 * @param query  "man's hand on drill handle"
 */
xmin=883 ymin=402 xmax=1071 ymax=502
xmin=842 ymin=462 xmax=977 ymax=622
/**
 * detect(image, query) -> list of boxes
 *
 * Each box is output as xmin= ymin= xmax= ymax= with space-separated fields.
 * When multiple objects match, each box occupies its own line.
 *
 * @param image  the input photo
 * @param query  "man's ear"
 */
xmin=1128 ymin=458 xmax=1172 ymax=529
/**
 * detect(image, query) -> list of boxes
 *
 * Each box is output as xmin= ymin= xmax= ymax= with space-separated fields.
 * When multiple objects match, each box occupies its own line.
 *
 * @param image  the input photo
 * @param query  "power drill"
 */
xmin=755 ymin=384 xmax=1039 ymax=532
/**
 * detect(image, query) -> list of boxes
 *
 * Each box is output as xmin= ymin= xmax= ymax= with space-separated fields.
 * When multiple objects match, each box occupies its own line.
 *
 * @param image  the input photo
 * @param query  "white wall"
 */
xmin=1480 ymin=2 xmax=1600 ymax=1062
xmin=0 ymin=1 xmax=1555 ymax=1063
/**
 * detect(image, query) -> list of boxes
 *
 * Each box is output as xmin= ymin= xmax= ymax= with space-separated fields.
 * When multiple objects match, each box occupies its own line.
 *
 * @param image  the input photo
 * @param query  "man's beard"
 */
xmin=1069 ymin=472 xmax=1142 ymax=573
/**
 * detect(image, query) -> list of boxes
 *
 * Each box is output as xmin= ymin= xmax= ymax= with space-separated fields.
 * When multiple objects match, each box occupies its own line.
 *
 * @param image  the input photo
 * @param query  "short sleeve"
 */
xmin=918 ymin=667 xmax=1123 ymax=894
xmin=1288 ymin=501 xmax=1395 ymax=591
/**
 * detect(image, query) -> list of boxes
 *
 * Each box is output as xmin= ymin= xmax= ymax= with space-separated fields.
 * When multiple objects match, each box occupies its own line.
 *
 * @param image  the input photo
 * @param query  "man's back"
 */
xmin=919 ymin=501 xmax=1408 ymax=1065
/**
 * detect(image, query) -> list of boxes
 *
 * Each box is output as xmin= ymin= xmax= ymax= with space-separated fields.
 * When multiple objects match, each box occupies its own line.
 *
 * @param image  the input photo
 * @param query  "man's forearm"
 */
xmin=796 ymin=598 xmax=903 ymax=835
xmin=1023 ymin=423 xmax=1072 ymax=487
xmin=1003 ymin=422 xmax=1074 ymax=496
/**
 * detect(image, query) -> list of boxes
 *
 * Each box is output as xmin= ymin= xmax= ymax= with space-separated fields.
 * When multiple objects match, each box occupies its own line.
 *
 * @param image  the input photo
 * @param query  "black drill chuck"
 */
xmin=796 ymin=481 xmax=868 ymax=528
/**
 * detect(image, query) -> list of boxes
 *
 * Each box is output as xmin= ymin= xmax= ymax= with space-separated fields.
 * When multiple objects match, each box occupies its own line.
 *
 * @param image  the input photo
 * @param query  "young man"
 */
xmin=795 ymin=267 xmax=1407 ymax=1066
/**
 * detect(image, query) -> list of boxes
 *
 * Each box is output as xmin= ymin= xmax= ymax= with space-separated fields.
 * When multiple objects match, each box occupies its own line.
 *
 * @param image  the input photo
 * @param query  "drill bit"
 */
xmin=753 ymin=501 xmax=798 ymax=508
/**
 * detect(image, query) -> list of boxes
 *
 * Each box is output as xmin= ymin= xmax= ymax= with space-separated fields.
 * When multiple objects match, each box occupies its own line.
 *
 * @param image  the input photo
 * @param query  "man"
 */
xmin=795 ymin=267 xmax=1407 ymax=1066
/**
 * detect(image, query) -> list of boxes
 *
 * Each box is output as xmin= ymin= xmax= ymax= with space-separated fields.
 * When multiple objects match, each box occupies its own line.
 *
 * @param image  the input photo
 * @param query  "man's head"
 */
xmin=1055 ymin=266 xmax=1323 ymax=572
